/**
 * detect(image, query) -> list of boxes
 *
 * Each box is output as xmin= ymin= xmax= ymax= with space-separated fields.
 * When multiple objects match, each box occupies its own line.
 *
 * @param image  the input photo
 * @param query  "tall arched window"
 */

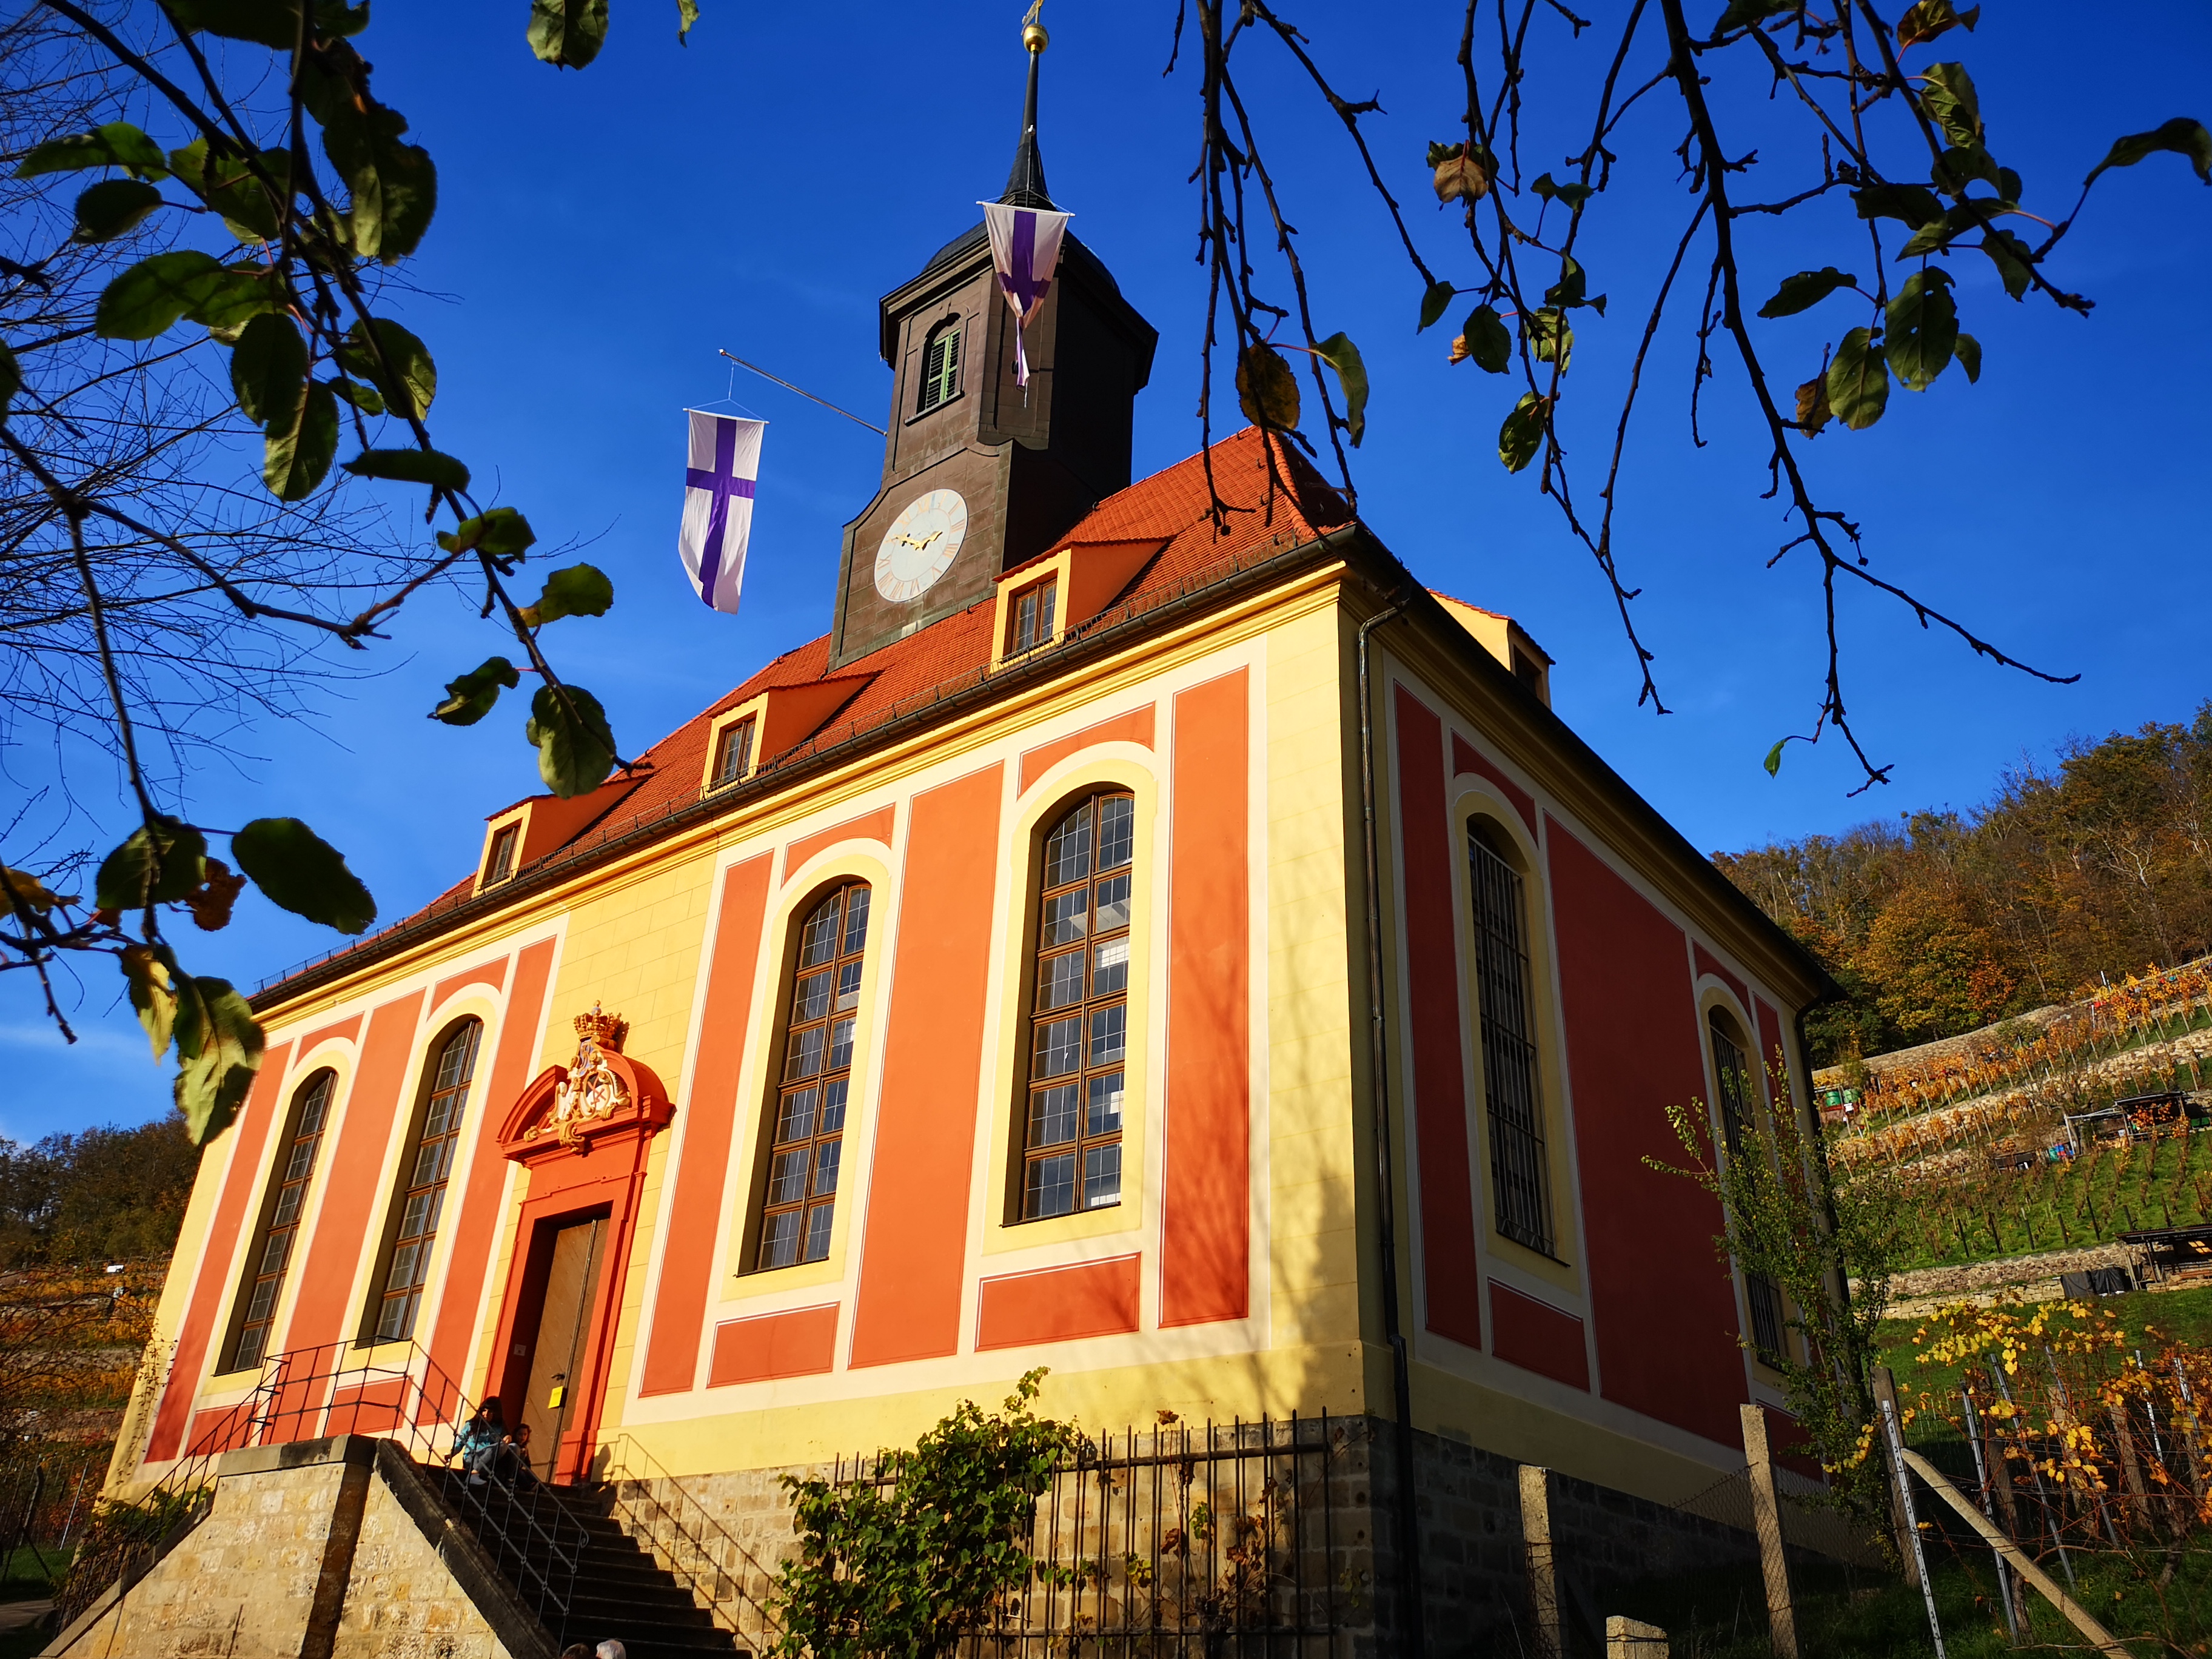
xmin=371 ymin=1019 xmax=481 ymax=1342
xmin=1710 ymin=1008 xmax=1784 ymax=1364
xmin=224 ymin=1068 xmax=336 ymax=1370
xmin=1020 ymin=791 xmax=1134 ymax=1219
xmin=1468 ymin=822 xmax=1553 ymax=1254
xmin=757 ymin=882 xmax=870 ymax=1269
xmin=917 ymin=319 xmax=961 ymax=414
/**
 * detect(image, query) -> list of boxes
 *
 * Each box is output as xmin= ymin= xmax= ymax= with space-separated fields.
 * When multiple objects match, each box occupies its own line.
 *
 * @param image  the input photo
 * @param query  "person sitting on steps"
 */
xmin=449 ymin=1399 xmax=505 ymax=1487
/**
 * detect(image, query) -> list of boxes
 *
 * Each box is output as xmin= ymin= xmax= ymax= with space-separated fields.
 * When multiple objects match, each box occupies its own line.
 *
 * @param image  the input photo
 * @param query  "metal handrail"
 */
xmin=592 ymin=1432 xmax=787 ymax=1643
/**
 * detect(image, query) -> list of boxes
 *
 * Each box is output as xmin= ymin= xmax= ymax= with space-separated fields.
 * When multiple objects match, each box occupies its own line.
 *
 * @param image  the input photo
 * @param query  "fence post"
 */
xmin=1738 ymin=1404 xmax=1798 ymax=1658
xmin=1518 ymin=1464 xmax=1561 ymax=1659
xmin=1879 ymin=1398 xmax=1946 ymax=1659
xmin=1604 ymin=1615 xmax=1667 ymax=1657
xmin=1869 ymin=1366 xmax=1920 ymax=1587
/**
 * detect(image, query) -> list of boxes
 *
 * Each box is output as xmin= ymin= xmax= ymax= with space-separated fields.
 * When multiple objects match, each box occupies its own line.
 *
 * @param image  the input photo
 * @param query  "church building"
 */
xmin=107 ymin=32 xmax=1834 ymax=1656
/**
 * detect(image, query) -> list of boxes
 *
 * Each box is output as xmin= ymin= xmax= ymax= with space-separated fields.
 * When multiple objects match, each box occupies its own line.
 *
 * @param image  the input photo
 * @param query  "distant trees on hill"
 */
xmin=1718 ymin=706 xmax=2212 ymax=1065
xmin=0 ymin=1114 xmax=198 ymax=1269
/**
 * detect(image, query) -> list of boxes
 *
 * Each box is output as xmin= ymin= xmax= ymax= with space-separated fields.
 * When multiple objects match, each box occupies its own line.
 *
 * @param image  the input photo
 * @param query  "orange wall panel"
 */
xmin=432 ymin=956 xmax=510 ymax=1010
xmin=785 ymin=805 xmax=896 ymax=874
xmin=1018 ymin=706 xmax=1156 ymax=794
xmin=283 ymin=990 xmax=427 ymax=1352
xmin=1489 ymin=1281 xmax=1589 ymax=1391
xmin=424 ymin=942 xmax=552 ymax=1403
xmin=1546 ymin=822 xmax=1746 ymax=1447
xmin=1398 ymin=690 xmax=1481 ymax=1348
xmin=1160 ymin=671 xmax=1250 ymax=1328
xmin=145 ymin=1040 xmax=293 ymax=1462
xmin=297 ymin=1014 xmax=361 ymax=1056
xmin=640 ymin=856 xmax=774 ymax=1395
xmin=977 ymin=1255 xmax=1141 ymax=1349
xmin=708 ymin=1304 xmax=839 ymax=1386
xmin=850 ymin=765 xmax=1004 ymax=1367
xmin=1450 ymin=732 xmax=1537 ymax=837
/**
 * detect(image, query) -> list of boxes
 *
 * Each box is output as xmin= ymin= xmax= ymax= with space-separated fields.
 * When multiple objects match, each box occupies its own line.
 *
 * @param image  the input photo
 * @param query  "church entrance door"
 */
xmin=515 ymin=1213 xmax=606 ymax=1482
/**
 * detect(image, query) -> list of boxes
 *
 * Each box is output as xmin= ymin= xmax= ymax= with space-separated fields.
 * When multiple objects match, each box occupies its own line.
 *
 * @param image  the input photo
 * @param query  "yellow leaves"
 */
xmin=0 ymin=864 xmax=78 ymax=913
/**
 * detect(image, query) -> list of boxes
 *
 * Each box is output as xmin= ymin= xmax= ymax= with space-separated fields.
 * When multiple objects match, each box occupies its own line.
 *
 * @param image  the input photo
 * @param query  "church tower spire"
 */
xmin=1001 ymin=8 xmax=1054 ymax=210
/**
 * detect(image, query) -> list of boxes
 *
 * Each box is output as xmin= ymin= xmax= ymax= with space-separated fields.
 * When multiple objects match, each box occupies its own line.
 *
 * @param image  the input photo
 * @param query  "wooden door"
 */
xmin=519 ymin=1216 xmax=605 ymax=1480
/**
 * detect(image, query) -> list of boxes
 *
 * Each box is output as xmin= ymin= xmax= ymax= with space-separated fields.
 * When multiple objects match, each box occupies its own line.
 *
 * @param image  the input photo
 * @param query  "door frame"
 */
xmin=498 ymin=1201 xmax=614 ymax=1476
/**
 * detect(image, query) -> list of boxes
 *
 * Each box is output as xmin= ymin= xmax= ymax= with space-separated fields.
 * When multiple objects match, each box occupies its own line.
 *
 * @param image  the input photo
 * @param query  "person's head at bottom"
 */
xmin=596 ymin=1643 xmax=626 ymax=1659
xmin=558 ymin=1646 xmax=591 ymax=1659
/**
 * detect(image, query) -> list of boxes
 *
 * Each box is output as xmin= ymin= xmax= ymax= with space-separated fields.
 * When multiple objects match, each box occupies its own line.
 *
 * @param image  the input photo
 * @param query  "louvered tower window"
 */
xmin=758 ymin=883 xmax=870 ymax=1269
xmin=918 ymin=320 xmax=961 ymax=414
xmin=226 ymin=1069 xmax=336 ymax=1370
xmin=1468 ymin=825 xmax=1553 ymax=1255
xmin=1021 ymin=792 xmax=1134 ymax=1219
xmin=1710 ymin=1010 xmax=1785 ymax=1366
xmin=372 ymin=1019 xmax=481 ymax=1342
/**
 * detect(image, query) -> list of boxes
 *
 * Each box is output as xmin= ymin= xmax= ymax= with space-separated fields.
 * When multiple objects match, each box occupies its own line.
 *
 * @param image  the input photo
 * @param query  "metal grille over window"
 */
xmin=375 ymin=1020 xmax=481 ymax=1342
xmin=1022 ymin=791 xmax=1134 ymax=1219
xmin=918 ymin=321 xmax=961 ymax=414
xmin=229 ymin=1070 xmax=335 ymax=1370
xmin=1711 ymin=1013 xmax=1786 ymax=1364
xmin=759 ymin=883 xmax=870 ymax=1269
xmin=710 ymin=718 xmax=755 ymax=789
xmin=1007 ymin=579 xmax=1057 ymax=655
xmin=1468 ymin=829 xmax=1553 ymax=1255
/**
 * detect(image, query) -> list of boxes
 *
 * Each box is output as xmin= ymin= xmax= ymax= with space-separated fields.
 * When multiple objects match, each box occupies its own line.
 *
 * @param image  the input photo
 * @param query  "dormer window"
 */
xmin=710 ymin=717 xmax=756 ymax=789
xmin=917 ymin=320 xmax=961 ymax=414
xmin=484 ymin=823 xmax=520 ymax=885
xmin=1005 ymin=577 xmax=1057 ymax=656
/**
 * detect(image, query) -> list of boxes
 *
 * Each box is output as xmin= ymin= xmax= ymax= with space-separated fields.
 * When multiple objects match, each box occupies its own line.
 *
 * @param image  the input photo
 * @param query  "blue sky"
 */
xmin=8 ymin=0 xmax=2209 ymax=1141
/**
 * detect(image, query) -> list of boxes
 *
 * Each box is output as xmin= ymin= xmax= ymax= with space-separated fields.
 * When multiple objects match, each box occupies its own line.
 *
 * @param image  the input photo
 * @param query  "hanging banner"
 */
xmin=979 ymin=201 xmax=1072 ymax=386
xmin=678 ymin=411 xmax=765 ymax=614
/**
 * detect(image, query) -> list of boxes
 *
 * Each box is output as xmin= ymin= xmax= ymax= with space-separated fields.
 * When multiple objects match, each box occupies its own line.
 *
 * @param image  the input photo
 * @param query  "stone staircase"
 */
xmin=425 ymin=1466 xmax=746 ymax=1659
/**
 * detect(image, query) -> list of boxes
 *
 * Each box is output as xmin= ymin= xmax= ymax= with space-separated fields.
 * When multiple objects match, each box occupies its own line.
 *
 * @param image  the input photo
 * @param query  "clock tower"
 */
xmin=827 ymin=23 xmax=1158 ymax=671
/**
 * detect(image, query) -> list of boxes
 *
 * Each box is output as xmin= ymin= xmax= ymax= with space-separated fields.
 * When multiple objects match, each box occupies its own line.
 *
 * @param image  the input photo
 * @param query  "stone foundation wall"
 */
xmin=333 ymin=1473 xmax=513 ymax=1659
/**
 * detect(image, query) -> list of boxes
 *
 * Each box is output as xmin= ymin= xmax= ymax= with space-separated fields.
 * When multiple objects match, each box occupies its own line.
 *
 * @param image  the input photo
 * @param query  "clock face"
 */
xmin=873 ymin=489 xmax=968 ymax=603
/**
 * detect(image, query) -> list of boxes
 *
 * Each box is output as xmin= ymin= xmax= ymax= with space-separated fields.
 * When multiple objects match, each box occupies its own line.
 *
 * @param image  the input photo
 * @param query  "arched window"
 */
xmin=917 ymin=319 xmax=961 ymax=414
xmin=1020 ymin=791 xmax=1134 ymax=1219
xmin=757 ymin=882 xmax=870 ymax=1269
xmin=1709 ymin=1007 xmax=1783 ymax=1364
xmin=224 ymin=1068 xmax=336 ymax=1370
xmin=371 ymin=1019 xmax=481 ymax=1342
xmin=1467 ymin=822 xmax=1552 ymax=1254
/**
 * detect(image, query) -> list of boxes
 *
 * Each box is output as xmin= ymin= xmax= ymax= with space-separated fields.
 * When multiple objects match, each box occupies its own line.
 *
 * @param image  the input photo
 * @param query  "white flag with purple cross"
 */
xmin=979 ymin=201 xmax=1071 ymax=386
xmin=678 ymin=411 xmax=765 ymax=614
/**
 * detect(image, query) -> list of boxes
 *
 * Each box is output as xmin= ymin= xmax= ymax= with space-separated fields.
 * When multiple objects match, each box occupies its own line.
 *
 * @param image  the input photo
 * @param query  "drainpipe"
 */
xmin=1356 ymin=589 xmax=1423 ymax=1658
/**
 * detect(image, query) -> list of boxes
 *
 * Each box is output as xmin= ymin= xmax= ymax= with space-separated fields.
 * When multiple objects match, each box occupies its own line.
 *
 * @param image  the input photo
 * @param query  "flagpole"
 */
xmin=716 ymin=349 xmax=886 ymax=435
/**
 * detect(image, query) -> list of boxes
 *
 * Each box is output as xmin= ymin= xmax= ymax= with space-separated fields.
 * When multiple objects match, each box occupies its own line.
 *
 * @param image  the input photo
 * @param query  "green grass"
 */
xmin=0 ymin=1546 xmax=65 ymax=1602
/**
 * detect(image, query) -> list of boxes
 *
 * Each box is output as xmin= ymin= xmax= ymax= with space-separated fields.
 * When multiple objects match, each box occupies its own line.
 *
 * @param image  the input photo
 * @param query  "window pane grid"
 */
xmin=1022 ymin=793 xmax=1133 ymax=1219
xmin=1007 ymin=580 xmax=1057 ymax=655
xmin=229 ymin=1071 xmax=335 ymax=1370
xmin=1469 ymin=833 xmax=1553 ymax=1255
xmin=374 ymin=1021 xmax=480 ymax=1342
xmin=1711 ymin=1015 xmax=1785 ymax=1364
xmin=759 ymin=883 xmax=868 ymax=1270
xmin=711 ymin=719 xmax=755 ymax=788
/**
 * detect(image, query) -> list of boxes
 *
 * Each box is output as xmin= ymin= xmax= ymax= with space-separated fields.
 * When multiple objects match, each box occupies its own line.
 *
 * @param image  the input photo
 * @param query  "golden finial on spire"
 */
xmin=1022 ymin=0 xmax=1047 ymax=53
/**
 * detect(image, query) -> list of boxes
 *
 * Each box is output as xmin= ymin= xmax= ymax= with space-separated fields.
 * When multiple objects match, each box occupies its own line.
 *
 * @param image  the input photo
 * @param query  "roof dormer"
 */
xmin=475 ymin=775 xmax=643 ymax=896
xmin=1433 ymin=592 xmax=1553 ymax=708
xmin=699 ymin=675 xmax=875 ymax=797
xmin=990 ymin=537 xmax=1165 ymax=671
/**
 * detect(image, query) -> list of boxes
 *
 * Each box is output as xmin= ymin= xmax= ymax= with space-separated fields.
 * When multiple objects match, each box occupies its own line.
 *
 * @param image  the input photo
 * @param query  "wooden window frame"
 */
xmin=1004 ymin=577 xmax=1058 ymax=657
xmin=1708 ymin=1007 xmax=1786 ymax=1367
xmin=752 ymin=882 xmax=871 ymax=1271
xmin=221 ymin=1068 xmax=337 ymax=1372
xmin=484 ymin=822 xmax=520 ymax=885
xmin=1016 ymin=790 xmax=1136 ymax=1222
xmin=366 ymin=1019 xmax=482 ymax=1344
xmin=709 ymin=717 xmax=756 ymax=791
xmin=917 ymin=319 xmax=962 ymax=415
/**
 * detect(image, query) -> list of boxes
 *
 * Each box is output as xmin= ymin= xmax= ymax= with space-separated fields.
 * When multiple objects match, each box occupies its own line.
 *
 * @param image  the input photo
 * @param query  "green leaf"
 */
xmin=72 ymin=179 xmax=164 ymax=243
xmin=1931 ymin=143 xmax=2000 ymax=195
xmin=1953 ymin=332 xmax=1982 ymax=384
xmin=188 ymin=266 xmax=278 ymax=329
xmin=1895 ymin=1 xmax=1977 ymax=49
xmin=95 ymin=817 xmax=209 ymax=911
xmin=1825 ymin=327 xmax=1889 ymax=431
xmin=2085 ymin=118 xmax=2212 ymax=187
xmin=1458 ymin=305 xmax=1512 ymax=374
xmin=1544 ymin=255 xmax=1592 ymax=309
xmin=0 ymin=341 xmax=18 ymax=415
xmin=335 ymin=317 xmax=435 ymax=417
xmin=341 ymin=447 xmax=471 ymax=491
xmin=1980 ymin=228 xmax=2034 ymax=299
xmin=1313 ymin=332 xmax=1369 ymax=448
xmin=1917 ymin=62 xmax=1983 ymax=152
xmin=1529 ymin=172 xmax=1593 ymax=209
xmin=1417 ymin=281 xmax=1456 ymax=333
xmin=15 ymin=123 xmax=169 ymax=179
xmin=166 ymin=0 xmax=305 ymax=48
xmin=232 ymin=817 xmax=377 ymax=934
xmin=676 ymin=0 xmax=700 ymax=43
xmin=1763 ymin=739 xmax=1787 ymax=778
xmin=529 ymin=0 xmax=610 ymax=67
xmin=121 ymin=943 xmax=181 ymax=1059
xmin=431 ymin=655 xmax=521 ymax=725
xmin=526 ymin=683 xmax=617 ymax=798
xmin=264 ymin=380 xmax=338 ymax=500
xmin=1497 ymin=392 xmax=1548 ymax=474
xmin=436 ymin=506 xmax=536 ymax=560
xmin=94 ymin=251 xmax=221 ymax=340
xmin=229 ymin=312 xmax=307 ymax=428
xmin=1757 ymin=267 xmax=1858 ymax=318
xmin=522 ymin=562 xmax=615 ymax=626
xmin=1235 ymin=344 xmax=1300 ymax=432
xmin=168 ymin=139 xmax=293 ymax=242
xmin=172 ymin=976 xmax=265 ymax=1146
xmin=328 ymin=377 xmax=385 ymax=415
xmin=1852 ymin=183 xmax=1945 ymax=229
xmin=319 ymin=95 xmax=437 ymax=261
xmin=1525 ymin=307 xmax=1573 ymax=370
xmin=1885 ymin=267 xmax=1957 ymax=390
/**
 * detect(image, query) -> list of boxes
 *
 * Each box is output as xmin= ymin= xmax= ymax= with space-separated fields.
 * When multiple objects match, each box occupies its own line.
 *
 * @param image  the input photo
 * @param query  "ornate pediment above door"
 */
xmin=499 ymin=1004 xmax=672 ymax=1163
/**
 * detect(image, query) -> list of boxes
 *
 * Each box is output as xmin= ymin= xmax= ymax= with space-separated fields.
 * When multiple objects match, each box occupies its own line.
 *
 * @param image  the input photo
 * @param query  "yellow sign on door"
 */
xmin=548 ymin=1383 xmax=566 ymax=1409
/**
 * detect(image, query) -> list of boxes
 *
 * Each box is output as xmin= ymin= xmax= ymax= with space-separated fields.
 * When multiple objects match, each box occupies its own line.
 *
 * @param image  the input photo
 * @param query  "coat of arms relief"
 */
xmin=528 ymin=1004 xmax=631 ymax=1148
